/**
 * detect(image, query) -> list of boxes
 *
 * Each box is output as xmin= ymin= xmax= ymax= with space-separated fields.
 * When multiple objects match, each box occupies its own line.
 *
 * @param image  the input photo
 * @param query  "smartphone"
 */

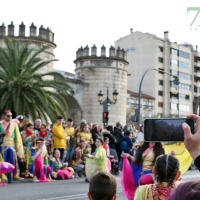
xmin=144 ymin=118 xmax=195 ymax=142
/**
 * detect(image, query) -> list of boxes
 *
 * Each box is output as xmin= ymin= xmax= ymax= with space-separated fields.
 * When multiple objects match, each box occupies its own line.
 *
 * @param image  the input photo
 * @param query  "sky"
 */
xmin=1 ymin=0 xmax=200 ymax=73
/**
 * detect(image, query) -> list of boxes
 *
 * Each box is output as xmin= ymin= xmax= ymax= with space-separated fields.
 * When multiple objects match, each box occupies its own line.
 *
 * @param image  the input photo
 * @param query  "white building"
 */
xmin=115 ymin=30 xmax=199 ymax=122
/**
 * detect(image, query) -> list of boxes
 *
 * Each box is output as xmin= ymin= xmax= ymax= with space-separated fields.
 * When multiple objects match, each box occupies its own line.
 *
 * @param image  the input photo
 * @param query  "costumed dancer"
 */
xmin=85 ymin=137 xmax=109 ymax=182
xmin=50 ymin=149 xmax=74 ymax=180
xmin=0 ymin=110 xmax=25 ymax=183
xmin=32 ymin=138 xmax=51 ymax=183
xmin=122 ymin=142 xmax=164 ymax=187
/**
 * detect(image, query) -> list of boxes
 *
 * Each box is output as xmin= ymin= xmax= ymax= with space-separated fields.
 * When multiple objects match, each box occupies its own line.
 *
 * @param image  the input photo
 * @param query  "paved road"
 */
xmin=0 ymin=170 xmax=199 ymax=200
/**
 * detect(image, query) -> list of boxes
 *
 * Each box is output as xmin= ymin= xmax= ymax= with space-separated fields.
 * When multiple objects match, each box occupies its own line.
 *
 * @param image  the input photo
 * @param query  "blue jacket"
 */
xmin=121 ymin=135 xmax=133 ymax=154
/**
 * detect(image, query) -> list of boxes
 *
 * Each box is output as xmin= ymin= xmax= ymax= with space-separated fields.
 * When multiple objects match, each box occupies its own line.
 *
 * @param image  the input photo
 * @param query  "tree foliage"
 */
xmin=0 ymin=36 xmax=73 ymax=123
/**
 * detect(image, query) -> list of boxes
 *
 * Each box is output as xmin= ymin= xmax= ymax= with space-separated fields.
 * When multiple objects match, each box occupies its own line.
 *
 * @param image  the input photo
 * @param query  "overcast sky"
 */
xmin=1 ymin=0 xmax=200 ymax=73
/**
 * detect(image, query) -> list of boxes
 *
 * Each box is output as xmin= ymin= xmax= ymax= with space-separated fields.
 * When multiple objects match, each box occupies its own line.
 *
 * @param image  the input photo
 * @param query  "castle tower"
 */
xmin=74 ymin=45 xmax=129 ymax=126
xmin=0 ymin=22 xmax=56 ymax=76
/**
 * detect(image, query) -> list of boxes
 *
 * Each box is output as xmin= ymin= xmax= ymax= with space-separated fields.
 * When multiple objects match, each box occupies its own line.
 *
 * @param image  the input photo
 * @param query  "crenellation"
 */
xmin=91 ymin=44 xmax=97 ymax=56
xmin=19 ymin=22 xmax=25 ymax=37
xmin=0 ymin=23 xmax=6 ymax=36
xmin=83 ymin=45 xmax=89 ymax=56
xmin=0 ymin=22 xmax=55 ymax=44
xmin=8 ymin=21 xmax=15 ymax=36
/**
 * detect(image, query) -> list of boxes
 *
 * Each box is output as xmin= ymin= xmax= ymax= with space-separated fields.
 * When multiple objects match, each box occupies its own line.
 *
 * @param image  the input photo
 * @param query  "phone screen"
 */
xmin=144 ymin=118 xmax=195 ymax=142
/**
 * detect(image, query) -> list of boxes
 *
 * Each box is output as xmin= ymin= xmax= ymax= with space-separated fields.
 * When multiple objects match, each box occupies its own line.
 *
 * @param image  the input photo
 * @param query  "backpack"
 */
xmin=120 ymin=141 xmax=128 ymax=151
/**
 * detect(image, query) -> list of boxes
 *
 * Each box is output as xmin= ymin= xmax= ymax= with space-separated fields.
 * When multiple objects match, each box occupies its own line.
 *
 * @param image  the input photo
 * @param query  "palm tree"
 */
xmin=0 ymin=36 xmax=73 ymax=123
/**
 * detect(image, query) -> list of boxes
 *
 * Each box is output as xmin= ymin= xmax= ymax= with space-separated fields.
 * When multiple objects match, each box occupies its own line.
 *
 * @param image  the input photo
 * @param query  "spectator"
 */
xmin=91 ymin=124 xmax=100 ymax=152
xmin=34 ymin=118 xmax=42 ymax=133
xmin=88 ymin=171 xmax=117 ymax=200
xmin=182 ymin=114 xmax=200 ymax=171
xmin=134 ymin=155 xmax=180 ymax=200
xmin=87 ymin=122 xmax=93 ymax=131
xmin=113 ymin=122 xmax=123 ymax=161
xmin=137 ymin=124 xmax=144 ymax=144
xmin=65 ymin=118 xmax=75 ymax=167
xmin=120 ymin=131 xmax=133 ymax=154
xmin=168 ymin=181 xmax=200 ymax=200
xmin=52 ymin=116 xmax=67 ymax=160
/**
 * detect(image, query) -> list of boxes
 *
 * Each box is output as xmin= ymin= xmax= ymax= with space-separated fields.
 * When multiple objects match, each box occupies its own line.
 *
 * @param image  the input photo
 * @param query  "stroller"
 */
xmin=109 ymin=155 xmax=119 ymax=175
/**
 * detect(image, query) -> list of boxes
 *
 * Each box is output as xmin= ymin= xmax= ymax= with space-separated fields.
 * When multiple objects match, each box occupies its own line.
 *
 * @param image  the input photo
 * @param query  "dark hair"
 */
xmin=155 ymin=155 xmax=179 ymax=188
xmin=104 ymin=137 xmax=109 ymax=142
xmin=36 ymin=138 xmax=44 ymax=143
xmin=107 ymin=125 xmax=113 ymax=133
xmin=57 ymin=116 xmax=63 ymax=120
xmin=168 ymin=181 xmax=200 ymax=200
xmin=124 ymin=131 xmax=131 ymax=136
xmin=89 ymin=171 xmax=117 ymax=200
xmin=26 ymin=123 xmax=33 ymax=128
xmin=116 ymin=122 xmax=121 ymax=127
xmin=67 ymin=118 xmax=73 ymax=122
xmin=96 ymin=137 xmax=103 ymax=144
xmin=41 ymin=124 xmax=46 ymax=128
xmin=134 ymin=142 xmax=164 ymax=165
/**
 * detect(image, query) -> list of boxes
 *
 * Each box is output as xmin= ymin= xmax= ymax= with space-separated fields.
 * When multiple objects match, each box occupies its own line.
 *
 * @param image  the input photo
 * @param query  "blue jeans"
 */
xmin=65 ymin=147 xmax=74 ymax=167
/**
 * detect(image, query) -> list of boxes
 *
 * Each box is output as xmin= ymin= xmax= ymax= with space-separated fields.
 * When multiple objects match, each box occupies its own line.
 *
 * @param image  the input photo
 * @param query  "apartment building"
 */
xmin=115 ymin=30 xmax=199 ymax=122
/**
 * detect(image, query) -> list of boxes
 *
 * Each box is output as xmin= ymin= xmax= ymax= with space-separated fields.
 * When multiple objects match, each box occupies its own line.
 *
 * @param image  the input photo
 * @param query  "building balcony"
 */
xmin=130 ymin=103 xmax=139 ymax=108
xmin=143 ymin=105 xmax=154 ymax=110
xmin=194 ymin=81 xmax=200 ymax=87
xmin=194 ymin=61 xmax=200 ymax=67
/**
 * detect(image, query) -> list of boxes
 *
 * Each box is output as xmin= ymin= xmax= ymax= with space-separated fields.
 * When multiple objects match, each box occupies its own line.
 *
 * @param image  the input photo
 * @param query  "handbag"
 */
xmin=0 ymin=133 xmax=5 ymax=145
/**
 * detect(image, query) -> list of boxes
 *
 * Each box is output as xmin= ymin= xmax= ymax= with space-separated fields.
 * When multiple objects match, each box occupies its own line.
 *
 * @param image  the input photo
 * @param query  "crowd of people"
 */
xmin=0 ymin=109 xmax=142 ymax=184
xmin=1 ymin=109 xmax=200 ymax=199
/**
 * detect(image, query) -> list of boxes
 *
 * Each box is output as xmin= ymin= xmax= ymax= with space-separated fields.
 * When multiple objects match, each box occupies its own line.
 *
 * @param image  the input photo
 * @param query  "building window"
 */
xmin=158 ymin=68 xmax=164 ymax=74
xmin=179 ymin=104 xmax=190 ymax=112
xmin=179 ymin=50 xmax=190 ymax=59
xmin=194 ymin=86 xmax=200 ymax=93
xmin=179 ymin=93 xmax=190 ymax=100
xmin=170 ymin=82 xmax=190 ymax=90
xmin=170 ymin=70 xmax=178 ymax=76
xmin=170 ymin=59 xmax=178 ymax=67
xmin=131 ymin=47 xmax=136 ymax=52
xmin=125 ymin=48 xmax=130 ymax=53
xmin=179 ymin=72 xmax=191 ymax=80
xmin=170 ymin=103 xmax=178 ymax=110
xmin=179 ymin=61 xmax=190 ymax=70
xmin=158 ymin=102 xmax=163 ymax=107
xmin=158 ymin=80 xmax=163 ymax=85
xmin=158 ymin=46 xmax=163 ymax=52
xmin=158 ymin=57 xmax=163 ymax=63
xmin=171 ymin=48 xmax=178 ymax=56
xmin=170 ymin=92 xmax=178 ymax=99
xmin=158 ymin=91 xmax=163 ymax=96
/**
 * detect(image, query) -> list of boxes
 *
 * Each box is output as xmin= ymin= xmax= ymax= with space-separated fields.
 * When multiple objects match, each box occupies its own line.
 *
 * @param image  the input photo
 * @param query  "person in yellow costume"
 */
xmin=0 ymin=110 xmax=24 ymax=183
xmin=164 ymin=142 xmax=193 ymax=176
xmin=77 ymin=124 xmax=93 ymax=154
xmin=85 ymin=137 xmax=109 ymax=182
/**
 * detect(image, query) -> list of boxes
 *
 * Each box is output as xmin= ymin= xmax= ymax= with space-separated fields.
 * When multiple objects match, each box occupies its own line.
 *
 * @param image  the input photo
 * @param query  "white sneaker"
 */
xmin=75 ymin=173 xmax=79 ymax=178
xmin=33 ymin=176 xmax=39 ymax=183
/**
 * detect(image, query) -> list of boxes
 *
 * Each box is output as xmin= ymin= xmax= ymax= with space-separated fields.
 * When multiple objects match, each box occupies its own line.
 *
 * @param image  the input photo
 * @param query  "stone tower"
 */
xmin=74 ymin=45 xmax=129 ymax=126
xmin=0 ymin=22 xmax=56 ymax=76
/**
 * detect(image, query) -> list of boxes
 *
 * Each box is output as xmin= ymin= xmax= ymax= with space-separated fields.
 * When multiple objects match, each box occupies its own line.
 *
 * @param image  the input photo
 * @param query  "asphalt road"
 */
xmin=0 ymin=170 xmax=200 ymax=200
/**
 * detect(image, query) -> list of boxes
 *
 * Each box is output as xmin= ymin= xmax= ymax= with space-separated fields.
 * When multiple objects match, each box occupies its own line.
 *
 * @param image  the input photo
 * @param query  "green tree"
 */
xmin=0 ymin=36 xmax=73 ymax=123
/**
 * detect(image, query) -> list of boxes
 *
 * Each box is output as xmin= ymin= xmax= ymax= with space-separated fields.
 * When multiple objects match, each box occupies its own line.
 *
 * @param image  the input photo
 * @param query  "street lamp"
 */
xmin=137 ymin=68 xmax=180 ymax=129
xmin=97 ymin=87 xmax=119 ymax=125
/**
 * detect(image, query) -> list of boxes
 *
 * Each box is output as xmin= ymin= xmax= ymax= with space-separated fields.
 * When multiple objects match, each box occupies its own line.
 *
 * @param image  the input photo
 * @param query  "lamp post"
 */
xmin=98 ymin=87 xmax=119 ymax=125
xmin=137 ymin=68 xmax=180 ymax=128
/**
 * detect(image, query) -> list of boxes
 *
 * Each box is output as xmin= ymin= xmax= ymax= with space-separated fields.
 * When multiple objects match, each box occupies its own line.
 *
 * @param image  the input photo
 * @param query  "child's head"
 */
xmin=104 ymin=137 xmax=109 ymax=144
xmin=168 ymin=181 xmax=200 ymax=200
xmin=40 ymin=124 xmax=47 ymax=132
xmin=154 ymin=154 xmax=180 ymax=187
xmin=88 ymin=171 xmax=117 ymax=200
xmin=79 ymin=140 xmax=86 ymax=148
xmin=26 ymin=123 xmax=34 ymax=132
xmin=36 ymin=138 xmax=45 ymax=148
xmin=53 ymin=149 xmax=60 ymax=158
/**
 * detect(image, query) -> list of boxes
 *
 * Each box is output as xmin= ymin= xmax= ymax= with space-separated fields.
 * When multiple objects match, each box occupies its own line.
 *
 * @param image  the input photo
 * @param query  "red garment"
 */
xmin=39 ymin=131 xmax=48 ymax=138
xmin=26 ymin=129 xmax=33 ymax=137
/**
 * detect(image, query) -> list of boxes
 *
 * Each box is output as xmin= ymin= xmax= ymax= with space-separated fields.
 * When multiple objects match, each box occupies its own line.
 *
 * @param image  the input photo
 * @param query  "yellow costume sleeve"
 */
xmin=12 ymin=122 xmax=24 ymax=158
xmin=164 ymin=142 xmax=192 ymax=176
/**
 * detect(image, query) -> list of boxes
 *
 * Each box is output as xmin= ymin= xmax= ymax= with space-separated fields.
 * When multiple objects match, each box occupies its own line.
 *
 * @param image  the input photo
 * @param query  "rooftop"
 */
xmin=127 ymin=90 xmax=155 ymax=100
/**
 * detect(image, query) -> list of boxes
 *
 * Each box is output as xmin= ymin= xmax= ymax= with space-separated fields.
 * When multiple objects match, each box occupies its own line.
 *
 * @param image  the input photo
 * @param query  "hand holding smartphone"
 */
xmin=144 ymin=118 xmax=195 ymax=142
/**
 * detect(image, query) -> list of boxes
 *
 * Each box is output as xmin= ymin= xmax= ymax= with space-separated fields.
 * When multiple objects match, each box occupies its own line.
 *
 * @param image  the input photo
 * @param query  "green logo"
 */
xmin=187 ymin=7 xmax=200 ymax=26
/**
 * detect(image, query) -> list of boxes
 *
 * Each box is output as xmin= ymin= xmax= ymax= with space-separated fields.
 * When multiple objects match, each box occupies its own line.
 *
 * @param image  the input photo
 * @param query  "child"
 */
xmin=32 ymin=138 xmax=52 ymax=182
xmin=134 ymin=155 xmax=181 ymax=200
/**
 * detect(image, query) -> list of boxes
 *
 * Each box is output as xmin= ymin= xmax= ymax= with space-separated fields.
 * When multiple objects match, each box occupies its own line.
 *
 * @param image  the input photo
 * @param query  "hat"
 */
xmin=67 ymin=118 xmax=73 ymax=122
xmin=57 ymin=116 xmax=63 ymax=120
xmin=81 ymin=119 xmax=87 ymax=124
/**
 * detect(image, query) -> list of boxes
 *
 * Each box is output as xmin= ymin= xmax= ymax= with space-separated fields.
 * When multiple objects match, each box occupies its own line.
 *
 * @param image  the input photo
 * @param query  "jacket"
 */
xmin=113 ymin=127 xmax=123 ymax=145
xmin=52 ymin=123 xmax=66 ymax=149
xmin=121 ymin=135 xmax=133 ymax=154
